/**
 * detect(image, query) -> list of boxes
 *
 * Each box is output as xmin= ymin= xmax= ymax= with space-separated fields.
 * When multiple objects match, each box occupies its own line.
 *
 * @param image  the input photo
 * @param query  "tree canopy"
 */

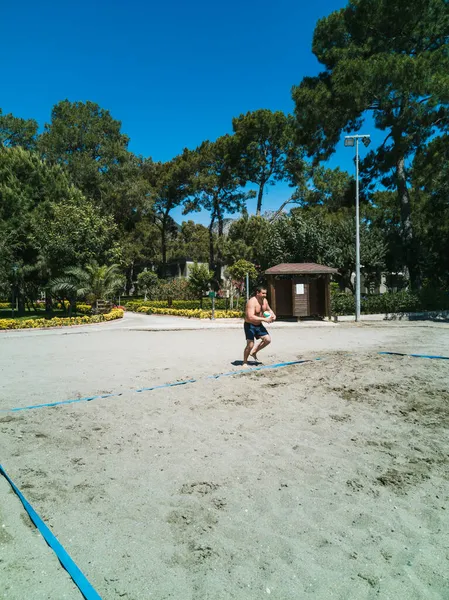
xmin=292 ymin=0 xmax=449 ymax=287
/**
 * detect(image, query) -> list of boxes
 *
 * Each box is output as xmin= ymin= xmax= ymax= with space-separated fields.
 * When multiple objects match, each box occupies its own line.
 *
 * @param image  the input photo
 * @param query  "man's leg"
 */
xmin=243 ymin=340 xmax=254 ymax=365
xmin=251 ymin=335 xmax=271 ymax=360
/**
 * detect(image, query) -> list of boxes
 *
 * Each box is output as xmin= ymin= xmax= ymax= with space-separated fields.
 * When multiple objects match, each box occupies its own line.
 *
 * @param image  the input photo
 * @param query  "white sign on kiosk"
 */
xmin=295 ymin=283 xmax=305 ymax=295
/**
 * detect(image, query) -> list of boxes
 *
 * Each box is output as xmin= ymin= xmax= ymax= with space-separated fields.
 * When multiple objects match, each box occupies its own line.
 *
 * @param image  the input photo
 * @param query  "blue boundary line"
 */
xmin=2 ymin=353 xmax=447 ymax=413
xmin=2 ymin=359 xmax=315 ymax=413
xmin=379 ymin=351 xmax=449 ymax=360
xmin=0 ymin=464 xmax=102 ymax=600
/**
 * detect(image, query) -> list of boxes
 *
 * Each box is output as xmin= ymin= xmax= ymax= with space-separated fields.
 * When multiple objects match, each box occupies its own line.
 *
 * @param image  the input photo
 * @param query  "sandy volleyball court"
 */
xmin=1 ymin=321 xmax=448 ymax=599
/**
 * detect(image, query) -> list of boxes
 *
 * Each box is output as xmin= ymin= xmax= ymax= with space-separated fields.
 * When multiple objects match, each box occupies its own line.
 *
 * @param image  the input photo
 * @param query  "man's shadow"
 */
xmin=231 ymin=360 xmax=262 ymax=366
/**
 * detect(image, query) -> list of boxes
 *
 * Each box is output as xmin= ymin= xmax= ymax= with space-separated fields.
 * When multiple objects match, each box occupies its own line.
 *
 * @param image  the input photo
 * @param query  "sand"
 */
xmin=1 ymin=321 xmax=448 ymax=599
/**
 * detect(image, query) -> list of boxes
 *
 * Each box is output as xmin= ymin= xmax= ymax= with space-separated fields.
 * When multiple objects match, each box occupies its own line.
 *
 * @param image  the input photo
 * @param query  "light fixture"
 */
xmin=344 ymin=137 xmax=355 ymax=147
xmin=362 ymin=136 xmax=371 ymax=148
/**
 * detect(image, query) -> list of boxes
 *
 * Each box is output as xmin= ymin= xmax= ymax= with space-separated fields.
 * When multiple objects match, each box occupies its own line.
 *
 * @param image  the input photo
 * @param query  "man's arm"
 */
xmin=264 ymin=301 xmax=277 ymax=321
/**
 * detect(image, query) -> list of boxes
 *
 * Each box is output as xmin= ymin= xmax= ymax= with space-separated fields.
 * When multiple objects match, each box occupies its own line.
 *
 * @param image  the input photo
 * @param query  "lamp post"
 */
xmin=344 ymin=134 xmax=371 ymax=322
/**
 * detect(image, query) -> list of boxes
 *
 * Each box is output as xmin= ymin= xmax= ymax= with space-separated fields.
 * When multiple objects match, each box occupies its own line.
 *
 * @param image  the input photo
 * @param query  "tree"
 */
xmin=223 ymin=215 xmax=270 ymax=266
xmin=0 ymin=146 xmax=115 ymax=314
xmin=269 ymin=166 xmax=356 ymax=222
xmin=188 ymin=263 xmax=214 ymax=307
xmin=137 ymin=270 xmax=159 ymax=300
xmin=0 ymin=108 xmax=38 ymax=149
xmin=227 ymin=259 xmax=258 ymax=309
xmin=39 ymin=100 xmax=132 ymax=205
xmin=264 ymin=211 xmax=334 ymax=268
xmin=266 ymin=207 xmax=386 ymax=291
xmin=32 ymin=190 xmax=117 ymax=274
xmin=146 ymin=152 xmax=195 ymax=277
xmin=172 ymin=220 xmax=210 ymax=263
xmin=326 ymin=211 xmax=387 ymax=291
xmin=184 ymin=136 xmax=255 ymax=280
xmin=232 ymin=110 xmax=304 ymax=216
xmin=412 ymin=135 xmax=449 ymax=286
xmin=292 ymin=0 xmax=449 ymax=288
xmin=50 ymin=262 xmax=124 ymax=307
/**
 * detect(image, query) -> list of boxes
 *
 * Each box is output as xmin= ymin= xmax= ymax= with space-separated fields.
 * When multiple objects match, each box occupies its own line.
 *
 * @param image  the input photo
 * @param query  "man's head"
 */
xmin=255 ymin=286 xmax=267 ymax=300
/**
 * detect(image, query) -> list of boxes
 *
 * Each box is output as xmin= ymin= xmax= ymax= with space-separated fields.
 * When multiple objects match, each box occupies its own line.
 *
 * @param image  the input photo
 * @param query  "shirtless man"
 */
xmin=243 ymin=286 xmax=277 ymax=366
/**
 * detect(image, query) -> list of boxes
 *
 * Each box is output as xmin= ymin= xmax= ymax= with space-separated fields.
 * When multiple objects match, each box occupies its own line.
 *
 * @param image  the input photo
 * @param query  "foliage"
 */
xmin=49 ymin=262 xmax=124 ymax=303
xmin=0 ymin=308 xmax=123 ymax=330
xmin=125 ymin=298 xmax=231 ymax=311
xmin=0 ymin=108 xmax=38 ymax=149
xmin=184 ymin=136 xmax=255 ymax=276
xmin=264 ymin=211 xmax=334 ymax=267
xmin=227 ymin=259 xmax=258 ymax=283
xmin=293 ymin=0 xmax=449 ymax=287
xmin=39 ymin=100 xmax=130 ymax=199
xmin=331 ymin=289 xmax=449 ymax=316
xmin=136 ymin=306 xmax=243 ymax=319
xmin=155 ymin=278 xmax=196 ymax=303
xmin=223 ymin=215 xmax=270 ymax=265
xmin=171 ymin=221 xmax=210 ymax=263
xmin=188 ymin=263 xmax=214 ymax=306
xmin=0 ymin=146 xmax=116 ymax=314
xmin=232 ymin=110 xmax=304 ymax=215
xmin=137 ymin=270 xmax=159 ymax=300
xmin=145 ymin=152 xmax=196 ymax=275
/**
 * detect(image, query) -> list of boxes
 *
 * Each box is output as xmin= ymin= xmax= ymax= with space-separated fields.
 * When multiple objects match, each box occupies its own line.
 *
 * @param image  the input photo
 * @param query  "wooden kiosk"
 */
xmin=265 ymin=263 xmax=338 ymax=319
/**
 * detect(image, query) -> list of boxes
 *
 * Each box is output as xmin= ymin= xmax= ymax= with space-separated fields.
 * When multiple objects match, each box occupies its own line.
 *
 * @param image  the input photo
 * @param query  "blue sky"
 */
xmin=2 ymin=0 xmax=379 ymax=225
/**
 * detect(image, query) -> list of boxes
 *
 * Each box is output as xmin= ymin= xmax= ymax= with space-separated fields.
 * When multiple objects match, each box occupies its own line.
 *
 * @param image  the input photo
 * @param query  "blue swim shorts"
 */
xmin=244 ymin=321 xmax=269 ymax=341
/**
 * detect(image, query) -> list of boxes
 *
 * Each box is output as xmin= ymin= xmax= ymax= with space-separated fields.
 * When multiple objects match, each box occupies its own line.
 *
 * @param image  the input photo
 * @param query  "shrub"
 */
xmin=125 ymin=298 xmax=230 ymax=311
xmin=0 ymin=302 xmax=11 ymax=310
xmin=136 ymin=306 xmax=243 ymax=319
xmin=331 ymin=289 xmax=449 ymax=316
xmin=0 ymin=309 xmax=123 ymax=330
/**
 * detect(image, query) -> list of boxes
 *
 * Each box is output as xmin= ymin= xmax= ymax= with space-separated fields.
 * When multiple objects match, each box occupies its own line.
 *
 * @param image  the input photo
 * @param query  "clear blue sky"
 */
xmin=1 ymin=0 xmax=378 ymax=224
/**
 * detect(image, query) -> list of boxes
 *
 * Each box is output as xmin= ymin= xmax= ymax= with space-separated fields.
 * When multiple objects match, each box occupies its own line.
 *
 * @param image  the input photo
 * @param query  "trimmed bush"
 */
xmin=0 ymin=302 xmax=11 ymax=310
xmin=0 ymin=309 xmax=123 ymax=330
xmin=126 ymin=298 xmax=231 ymax=311
xmin=331 ymin=289 xmax=449 ymax=316
xmin=136 ymin=306 xmax=243 ymax=319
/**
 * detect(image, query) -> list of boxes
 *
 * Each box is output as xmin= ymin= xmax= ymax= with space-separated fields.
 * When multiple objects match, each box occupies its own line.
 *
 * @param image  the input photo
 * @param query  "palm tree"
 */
xmin=49 ymin=262 xmax=124 ymax=313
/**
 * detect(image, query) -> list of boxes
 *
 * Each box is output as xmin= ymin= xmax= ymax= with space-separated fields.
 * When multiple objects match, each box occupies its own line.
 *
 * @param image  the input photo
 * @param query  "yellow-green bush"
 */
xmin=75 ymin=303 xmax=92 ymax=314
xmin=0 ymin=309 xmax=123 ymax=330
xmin=55 ymin=301 xmax=92 ymax=314
xmin=0 ymin=302 xmax=11 ymax=310
xmin=136 ymin=306 xmax=243 ymax=319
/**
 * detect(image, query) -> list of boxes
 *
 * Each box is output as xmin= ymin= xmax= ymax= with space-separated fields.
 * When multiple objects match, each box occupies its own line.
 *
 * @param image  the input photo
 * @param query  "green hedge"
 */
xmin=125 ymin=298 xmax=237 ymax=311
xmin=331 ymin=289 xmax=449 ymax=316
xmin=0 ymin=309 xmax=124 ymax=330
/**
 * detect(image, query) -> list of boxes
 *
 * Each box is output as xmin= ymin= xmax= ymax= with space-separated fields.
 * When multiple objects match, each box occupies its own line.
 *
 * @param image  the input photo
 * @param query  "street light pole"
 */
xmin=355 ymin=137 xmax=361 ymax=322
xmin=344 ymin=134 xmax=371 ymax=323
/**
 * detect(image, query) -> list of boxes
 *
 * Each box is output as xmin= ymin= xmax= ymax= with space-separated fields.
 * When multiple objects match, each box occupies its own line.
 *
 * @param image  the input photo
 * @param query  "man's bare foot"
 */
xmin=242 ymin=362 xmax=250 ymax=368
xmin=250 ymin=352 xmax=258 ymax=361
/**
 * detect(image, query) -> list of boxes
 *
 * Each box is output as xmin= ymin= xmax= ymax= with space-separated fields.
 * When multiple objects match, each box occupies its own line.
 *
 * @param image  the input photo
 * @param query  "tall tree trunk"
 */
xmin=216 ymin=208 xmax=224 ymax=285
xmin=256 ymin=183 xmax=265 ymax=216
xmin=161 ymin=214 xmax=168 ymax=278
xmin=17 ymin=291 xmax=25 ymax=317
xmin=208 ymin=215 xmax=216 ymax=273
xmin=45 ymin=291 xmax=53 ymax=317
xmin=128 ymin=260 xmax=135 ymax=295
xmin=396 ymin=155 xmax=419 ymax=289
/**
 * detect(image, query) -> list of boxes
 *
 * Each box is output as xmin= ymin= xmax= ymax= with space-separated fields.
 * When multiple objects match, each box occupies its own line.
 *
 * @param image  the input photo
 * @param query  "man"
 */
xmin=243 ymin=286 xmax=276 ymax=366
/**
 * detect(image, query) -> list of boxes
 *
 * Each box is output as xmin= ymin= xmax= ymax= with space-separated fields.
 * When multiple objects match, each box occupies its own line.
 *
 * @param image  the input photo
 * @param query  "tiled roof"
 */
xmin=264 ymin=263 xmax=338 ymax=275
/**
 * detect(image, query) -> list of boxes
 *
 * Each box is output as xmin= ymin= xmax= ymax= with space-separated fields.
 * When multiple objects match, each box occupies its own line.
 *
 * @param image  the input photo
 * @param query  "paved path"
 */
xmin=1 ymin=311 xmax=448 ymax=340
xmin=0 ymin=311 xmax=336 ymax=338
